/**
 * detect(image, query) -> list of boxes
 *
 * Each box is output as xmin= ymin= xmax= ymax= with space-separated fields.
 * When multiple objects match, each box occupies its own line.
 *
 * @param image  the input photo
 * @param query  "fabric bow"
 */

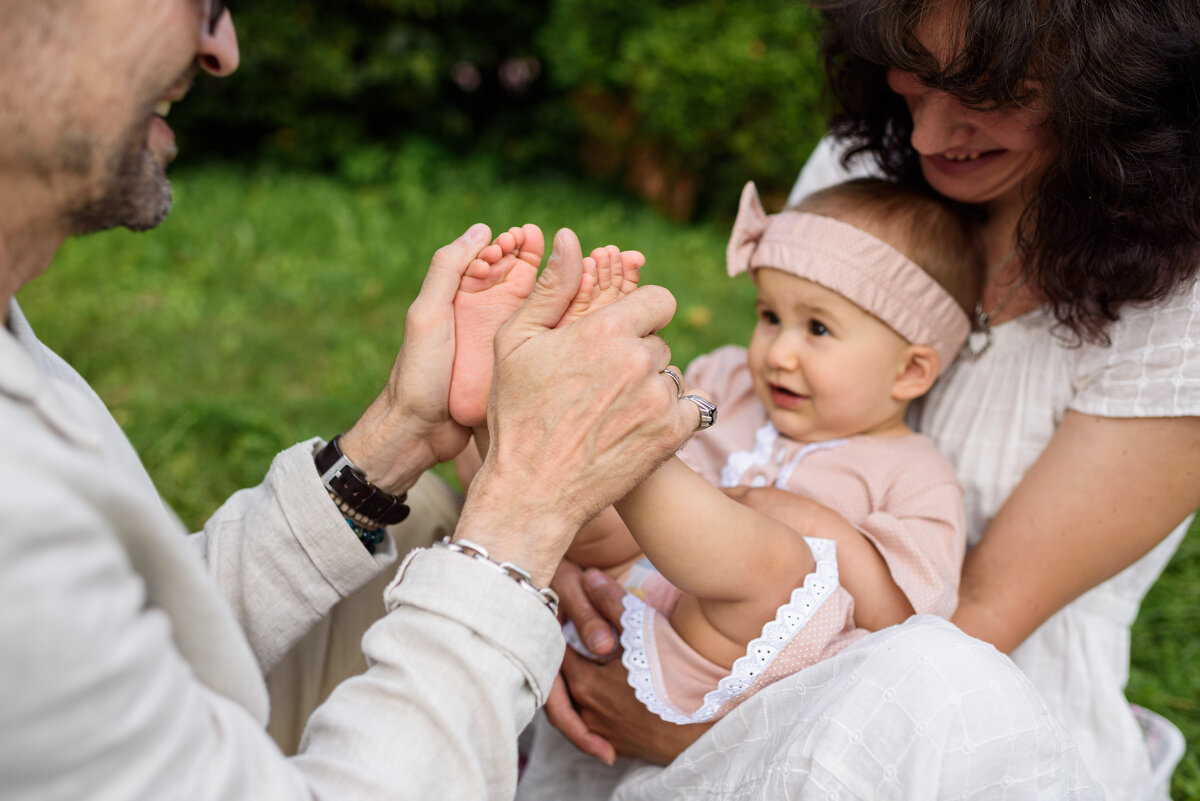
xmin=726 ymin=181 xmax=770 ymax=277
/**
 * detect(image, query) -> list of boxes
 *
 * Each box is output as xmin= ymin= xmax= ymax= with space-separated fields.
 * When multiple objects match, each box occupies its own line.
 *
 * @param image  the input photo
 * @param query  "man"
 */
xmin=0 ymin=2 xmax=699 ymax=798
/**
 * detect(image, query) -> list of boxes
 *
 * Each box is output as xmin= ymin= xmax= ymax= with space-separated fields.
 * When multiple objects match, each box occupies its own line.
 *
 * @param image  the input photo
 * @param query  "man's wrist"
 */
xmin=339 ymin=419 xmax=435 ymax=496
xmin=432 ymin=537 xmax=560 ymax=616
xmin=314 ymin=436 xmax=411 ymax=540
xmin=456 ymin=468 xmax=580 ymax=587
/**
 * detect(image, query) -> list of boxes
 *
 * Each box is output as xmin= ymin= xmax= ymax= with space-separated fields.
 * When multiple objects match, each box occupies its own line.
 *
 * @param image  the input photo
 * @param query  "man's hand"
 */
xmin=455 ymin=229 xmax=699 ymax=586
xmin=341 ymin=224 xmax=491 ymax=495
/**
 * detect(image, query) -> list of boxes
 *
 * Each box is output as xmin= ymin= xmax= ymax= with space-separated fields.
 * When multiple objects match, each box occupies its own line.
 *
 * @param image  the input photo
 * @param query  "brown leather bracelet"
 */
xmin=314 ymin=435 xmax=411 ymax=526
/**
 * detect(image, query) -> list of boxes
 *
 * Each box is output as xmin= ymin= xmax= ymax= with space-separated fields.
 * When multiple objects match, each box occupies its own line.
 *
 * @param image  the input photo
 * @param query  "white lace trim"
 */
xmin=719 ymin=422 xmax=848 ymax=489
xmin=619 ymin=536 xmax=840 ymax=725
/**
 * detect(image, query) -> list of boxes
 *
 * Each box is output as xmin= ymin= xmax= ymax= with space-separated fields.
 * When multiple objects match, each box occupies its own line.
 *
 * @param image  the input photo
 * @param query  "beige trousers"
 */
xmin=265 ymin=471 xmax=464 ymax=754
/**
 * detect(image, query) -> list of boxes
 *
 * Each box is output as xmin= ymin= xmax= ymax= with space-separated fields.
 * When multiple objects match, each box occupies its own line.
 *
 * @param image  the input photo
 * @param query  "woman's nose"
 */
xmin=908 ymin=90 xmax=973 ymax=154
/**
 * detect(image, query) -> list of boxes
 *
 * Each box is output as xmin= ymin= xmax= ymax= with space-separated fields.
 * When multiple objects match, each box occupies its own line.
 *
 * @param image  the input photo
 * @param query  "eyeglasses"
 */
xmin=205 ymin=0 xmax=227 ymax=35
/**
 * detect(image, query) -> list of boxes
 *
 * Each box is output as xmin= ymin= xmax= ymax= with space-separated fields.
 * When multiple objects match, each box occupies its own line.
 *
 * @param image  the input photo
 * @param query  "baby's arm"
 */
xmin=614 ymin=457 xmax=817 ymax=667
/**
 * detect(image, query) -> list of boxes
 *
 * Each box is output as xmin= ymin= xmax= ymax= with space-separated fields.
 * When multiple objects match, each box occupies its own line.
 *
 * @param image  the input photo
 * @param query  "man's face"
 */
xmin=1 ymin=0 xmax=237 ymax=234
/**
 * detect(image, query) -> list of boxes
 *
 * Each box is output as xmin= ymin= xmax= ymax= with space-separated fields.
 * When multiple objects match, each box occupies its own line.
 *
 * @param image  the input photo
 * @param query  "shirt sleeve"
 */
xmin=198 ymin=438 xmax=398 ymax=674
xmin=1070 ymin=274 xmax=1200 ymax=418
xmin=856 ymin=442 xmax=966 ymax=618
xmin=0 ymin=461 xmax=563 ymax=801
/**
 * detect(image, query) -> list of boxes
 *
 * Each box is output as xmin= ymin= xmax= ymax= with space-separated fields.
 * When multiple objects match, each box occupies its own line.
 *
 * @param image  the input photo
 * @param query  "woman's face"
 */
xmin=885 ymin=10 xmax=1055 ymax=211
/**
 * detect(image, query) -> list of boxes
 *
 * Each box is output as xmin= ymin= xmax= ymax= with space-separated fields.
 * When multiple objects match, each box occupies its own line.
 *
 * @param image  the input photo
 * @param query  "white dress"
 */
xmin=792 ymin=136 xmax=1199 ymax=800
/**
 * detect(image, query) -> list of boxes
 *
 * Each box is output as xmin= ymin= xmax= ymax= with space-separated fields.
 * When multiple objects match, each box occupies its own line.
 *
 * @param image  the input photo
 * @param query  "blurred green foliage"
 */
xmin=540 ymin=0 xmax=828 ymax=217
xmin=175 ymin=0 xmax=827 ymax=219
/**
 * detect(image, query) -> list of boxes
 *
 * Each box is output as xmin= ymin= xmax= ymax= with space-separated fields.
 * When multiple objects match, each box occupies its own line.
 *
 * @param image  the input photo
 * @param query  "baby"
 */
xmin=450 ymin=177 xmax=981 ymax=727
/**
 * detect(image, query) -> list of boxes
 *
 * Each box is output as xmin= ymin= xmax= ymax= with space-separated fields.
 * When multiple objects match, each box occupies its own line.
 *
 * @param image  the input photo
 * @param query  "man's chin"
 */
xmin=67 ymin=159 xmax=173 ymax=235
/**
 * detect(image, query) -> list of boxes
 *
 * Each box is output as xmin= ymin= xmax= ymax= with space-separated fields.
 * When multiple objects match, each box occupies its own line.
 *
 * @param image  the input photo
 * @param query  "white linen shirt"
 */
xmin=0 ymin=300 xmax=563 ymax=800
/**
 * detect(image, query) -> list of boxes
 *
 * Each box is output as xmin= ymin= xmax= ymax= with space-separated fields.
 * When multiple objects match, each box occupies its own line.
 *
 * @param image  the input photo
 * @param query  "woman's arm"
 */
xmin=952 ymin=411 xmax=1200 ymax=652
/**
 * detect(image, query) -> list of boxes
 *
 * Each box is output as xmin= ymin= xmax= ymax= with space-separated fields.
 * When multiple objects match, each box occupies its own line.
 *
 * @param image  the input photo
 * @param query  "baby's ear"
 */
xmin=891 ymin=345 xmax=939 ymax=401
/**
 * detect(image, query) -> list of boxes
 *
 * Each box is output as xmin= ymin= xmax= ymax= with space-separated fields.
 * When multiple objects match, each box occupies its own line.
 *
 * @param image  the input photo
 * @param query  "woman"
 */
xmin=545 ymin=1 xmax=1200 ymax=798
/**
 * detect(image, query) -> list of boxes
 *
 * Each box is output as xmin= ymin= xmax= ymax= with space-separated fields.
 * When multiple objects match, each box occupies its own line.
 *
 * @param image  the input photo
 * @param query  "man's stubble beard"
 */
xmin=66 ymin=129 xmax=173 ymax=235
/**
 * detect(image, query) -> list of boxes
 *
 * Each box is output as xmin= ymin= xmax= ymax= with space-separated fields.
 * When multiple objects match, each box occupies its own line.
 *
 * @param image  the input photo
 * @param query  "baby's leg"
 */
xmin=448 ymin=224 xmax=544 ymax=428
xmin=558 ymin=245 xmax=644 ymax=328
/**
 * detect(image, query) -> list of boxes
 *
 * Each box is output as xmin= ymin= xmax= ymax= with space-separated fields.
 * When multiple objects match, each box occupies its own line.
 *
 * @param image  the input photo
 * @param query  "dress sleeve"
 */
xmin=1070 ymin=275 xmax=1200 ymax=417
xmin=856 ymin=475 xmax=967 ymax=619
xmin=682 ymin=345 xmax=747 ymax=406
xmin=786 ymin=135 xmax=882 ymax=208
xmin=678 ymin=346 xmax=757 ymax=484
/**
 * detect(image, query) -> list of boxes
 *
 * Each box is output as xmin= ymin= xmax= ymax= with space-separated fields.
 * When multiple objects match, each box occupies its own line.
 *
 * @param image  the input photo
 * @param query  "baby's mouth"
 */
xmin=769 ymin=383 xmax=808 ymax=402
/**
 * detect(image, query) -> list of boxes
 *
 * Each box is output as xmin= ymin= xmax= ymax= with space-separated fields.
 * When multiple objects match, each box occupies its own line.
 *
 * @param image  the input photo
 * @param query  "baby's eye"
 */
xmin=759 ymin=309 xmax=780 ymax=325
xmin=809 ymin=320 xmax=830 ymax=336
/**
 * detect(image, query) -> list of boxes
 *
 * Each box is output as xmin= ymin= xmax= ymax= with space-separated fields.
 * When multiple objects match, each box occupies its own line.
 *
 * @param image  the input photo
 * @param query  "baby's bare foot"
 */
xmin=559 ymin=245 xmax=644 ymax=327
xmin=449 ymin=224 xmax=545 ymax=428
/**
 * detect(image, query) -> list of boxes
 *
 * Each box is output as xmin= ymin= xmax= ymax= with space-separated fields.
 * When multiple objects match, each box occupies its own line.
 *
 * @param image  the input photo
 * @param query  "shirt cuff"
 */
xmin=268 ymin=439 xmax=397 ymax=597
xmin=386 ymin=547 xmax=565 ymax=705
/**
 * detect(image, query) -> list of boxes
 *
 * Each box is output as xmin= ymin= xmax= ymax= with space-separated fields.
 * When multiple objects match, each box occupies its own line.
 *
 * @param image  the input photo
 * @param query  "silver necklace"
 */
xmin=963 ymin=248 xmax=1028 ymax=359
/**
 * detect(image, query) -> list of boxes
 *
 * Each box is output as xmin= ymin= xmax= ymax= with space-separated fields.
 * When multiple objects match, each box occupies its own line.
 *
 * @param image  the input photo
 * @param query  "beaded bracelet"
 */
xmin=346 ymin=518 xmax=386 ymax=553
xmin=327 ymin=488 xmax=386 ymax=531
xmin=433 ymin=537 xmax=560 ymax=617
xmin=322 ymin=488 xmax=385 ymax=553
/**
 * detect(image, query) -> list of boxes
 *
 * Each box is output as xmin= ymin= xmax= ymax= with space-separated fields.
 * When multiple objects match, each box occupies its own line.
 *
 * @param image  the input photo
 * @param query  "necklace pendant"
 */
xmin=963 ymin=326 xmax=993 ymax=360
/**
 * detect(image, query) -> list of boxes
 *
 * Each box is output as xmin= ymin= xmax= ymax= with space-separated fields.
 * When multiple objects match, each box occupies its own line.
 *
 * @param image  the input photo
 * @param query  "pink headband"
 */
xmin=726 ymin=182 xmax=969 ymax=375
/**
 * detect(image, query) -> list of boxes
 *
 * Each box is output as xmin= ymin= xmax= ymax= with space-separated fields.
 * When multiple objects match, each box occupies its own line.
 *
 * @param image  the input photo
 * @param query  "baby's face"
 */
xmin=747 ymin=269 xmax=913 ymax=443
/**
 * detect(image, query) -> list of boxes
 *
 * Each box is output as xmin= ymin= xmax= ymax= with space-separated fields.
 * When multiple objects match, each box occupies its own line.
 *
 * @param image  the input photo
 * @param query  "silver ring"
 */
xmin=681 ymin=394 xmax=717 ymax=431
xmin=661 ymin=368 xmax=684 ymax=399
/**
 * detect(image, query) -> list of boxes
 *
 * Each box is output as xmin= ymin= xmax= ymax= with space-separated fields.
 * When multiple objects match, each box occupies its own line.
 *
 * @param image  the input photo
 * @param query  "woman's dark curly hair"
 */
xmin=817 ymin=0 xmax=1200 ymax=343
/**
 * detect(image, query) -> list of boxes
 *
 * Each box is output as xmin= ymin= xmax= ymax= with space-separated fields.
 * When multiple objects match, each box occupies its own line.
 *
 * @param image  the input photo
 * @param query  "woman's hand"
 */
xmin=543 ymin=561 xmax=621 ymax=764
xmin=548 ymin=564 xmax=711 ymax=765
xmin=340 ymin=224 xmax=492 ymax=495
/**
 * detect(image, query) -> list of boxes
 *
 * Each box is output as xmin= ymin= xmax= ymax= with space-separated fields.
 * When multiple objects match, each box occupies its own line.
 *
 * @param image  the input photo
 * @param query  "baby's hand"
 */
xmin=722 ymin=485 xmax=824 ymax=534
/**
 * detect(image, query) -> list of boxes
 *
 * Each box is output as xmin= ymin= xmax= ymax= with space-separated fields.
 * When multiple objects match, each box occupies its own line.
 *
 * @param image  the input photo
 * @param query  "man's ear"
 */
xmin=892 ymin=344 xmax=939 ymax=401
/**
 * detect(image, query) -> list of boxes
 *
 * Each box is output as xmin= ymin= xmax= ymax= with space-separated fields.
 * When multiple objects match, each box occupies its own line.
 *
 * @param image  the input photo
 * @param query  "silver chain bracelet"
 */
xmin=433 ymin=537 xmax=560 ymax=617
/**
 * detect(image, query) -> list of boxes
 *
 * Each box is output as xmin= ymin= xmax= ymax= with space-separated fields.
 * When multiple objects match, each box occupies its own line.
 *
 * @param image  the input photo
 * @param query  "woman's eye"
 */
xmin=809 ymin=320 xmax=829 ymax=336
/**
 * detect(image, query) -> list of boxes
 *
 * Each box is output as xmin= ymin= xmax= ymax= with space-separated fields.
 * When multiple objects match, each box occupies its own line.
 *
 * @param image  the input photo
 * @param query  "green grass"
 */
xmin=17 ymin=158 xmax=1199 ymax=797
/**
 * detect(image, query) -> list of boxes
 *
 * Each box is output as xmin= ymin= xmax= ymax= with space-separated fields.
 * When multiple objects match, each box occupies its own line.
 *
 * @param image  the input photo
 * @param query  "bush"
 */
xmin=541 ymin=0 xmax=828 ymax=217
xmin=177 ymin=0 xmax=559 ymax=171
xmin=176 ymin=1 xmax=828 ymax=219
